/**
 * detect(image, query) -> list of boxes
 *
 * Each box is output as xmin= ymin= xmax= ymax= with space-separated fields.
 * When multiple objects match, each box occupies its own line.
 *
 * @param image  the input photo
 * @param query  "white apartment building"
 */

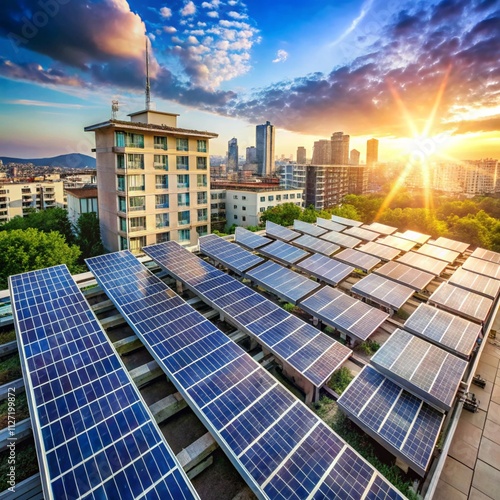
xmin=65 ymin=186 xmax=98 ymax=227
xmin=279 ymin=164 xmax=306 ymax=190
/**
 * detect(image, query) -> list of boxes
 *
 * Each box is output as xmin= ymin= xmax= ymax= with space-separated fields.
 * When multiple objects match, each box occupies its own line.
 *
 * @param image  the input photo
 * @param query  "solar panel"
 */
xmin=299 ymin=287 xmax=389 ymax=341
xmin=376 ymin=235 xmax=417 ymax=253
xmin=356 ymin=241 xmax=401 ymax=261
xmin=245 ymin=260 xmax=321 ymax=304
xmin=396 ymin=252 xmax=448 ymax=275
xmin=258 ymin=239 xmax=310 ymax=265
xmin=295 ymin=253 xmax=354 ymax=287
xmin=142 ymin=243 xmax=350 ymax=389
xmin=471 ymin=247 xmax=500 ymax=265
xmin=428 ymin=282 xmax=492 ymax=323
xmin=316 ymin=217 xmax=347 ymax=232
xmin=416 ymin=243 xmax=460 ymax=263
xmin=199 ymin=234 xmax=263 ymax=274
xmin=449 ymin=266 xmax=500 ymax=299
xmin=404 ymin=303 xmax=481 ymax=359
xmin=374 ymin=261 xmax=435 ymax=291
xmin=394 ymin=230 xmax=431 ymax=245
xmin=362 ymin=222 xmax=397 ymax=235
xmin=337 ymin=366 xmax=444 ymax=477
xmin=351 ymin=274 xmax=414 ymax=311
xmin=290 ymin=234 xmax=340 ymax=256
xmin=293 ymin=219 xmax=328 ymax=237
xmin=334 ymin=248 xmax=381 ymax=272
xmin=320 ymin=230 xmax=361 ymax=249
xmin=431 ymin=237 xmax=469 ymax=254
xmin=234 ymin=227 xmax=272 ymax=250
xmin=343 ymin=226 xmax=380 ymax=242
xmin=463 ymin=256 xmax=500 ymax=280
xmin=371 ymin=329 xmax=468 ymax=411
xmin=265 ymin=220 xmax=300 ymax=242
xmin=9 ymin=265 xmax=197 ymax=500
xmin=330 ymin=215 xmax=363 ymax=227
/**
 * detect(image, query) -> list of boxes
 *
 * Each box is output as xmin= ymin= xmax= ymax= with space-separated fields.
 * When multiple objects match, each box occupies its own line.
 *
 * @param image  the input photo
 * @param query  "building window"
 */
xmin=156 ymin=232 xmax=170 ymax=243
xmin=197 ymin=174 xmax=207 ymax=187
xmin=154 ymin=136 xmax=167 ymax=150
xmin=128 ymin=174 xmax=145 ymax=191
xmin=198 ymin=208 xmax=208 ymax=222
xmin=178 ymin=193 xmax=190 ymax=207
xmin=117 ymin=154 xmax=125 ymax=169
xmin=196 ymin=225 xmax=208 ymax=237
xmin=154 ymin=155 xmax=168 ymax=170
xmin=129 ymin=236 xmax=146 ymax=253
xmin=283 ymin=194 xmax=288 ymax=200
xmin=198 ymin=192 xmax=208 ymax=205
xmin=211 ymin=193 xmax=217 ymax=200
xmin=234 ymin=204 xmax=238 ymax=209
xmin=129 ymin=217 xmax=146 ymax=232
xmin=177 ymin=175 xmax=189 ymax=189
xmin=234 ymin=215 xmax=238 ymax=219
xmin=197 ymin=140 xmax=207 ymax=153
xmin=290 ymin=194 xmax=295 ymax=199
xmin=260 ymin=196 xmax=265 ymax=202
xmin=197 ymin=157 xmax=207 ymax=170
xmin=176 ymin=156 xmax=189 ymax=170
xmin=233 ymin=195 xmax=238 ymax=199
xmin=155 ymin=175 xmax=168 ymax=189
xmin=119 ymin=217 xmax=127 ymax=232
xmin=155 ymin=194 xmax=169 ymax=209
xmin=127 ymin=154 xmax=144 ymax=169
xmin=115 ymin=131 xmax=144 ymax=148
xmin=242 ymin=216 xmax=246 ymax=222
xmin=211 ymin=203 xmax=218 ymax=209
xmin=176 ymin=138 xmax=188 ymax=151
xmin=276 ymin=195 xmax=281 ymax=201
xmin=259 ymin=207 xmax=265 ymax=212
xmin=129 ymin=196 xmax=145 ymax=212
xmin=178 ymin=211 xmax=190 ymax=225
xmin=219 ymin=203 xmax=225 ymax=209
xmin=120 ymin=236 xmax=128 ymax=250
xmin=242 ymin=196 xmax=246 ymax=200
xmin=242 ymin=206 xmax=246 ymax=211
xmin=117 ymin=175 xmax=125 ymax=192
xmin=156 ymin=213 xmax=169 ymax=229
xmin=179 ymin=229 xmax=190 ymax=242
xmin=218 ymin=193 xmax=225 ymax=199
xmin=118 ymin=197 xmax=127 ymax=213
xmin=268 ymin=195 xmax=274 ymax=201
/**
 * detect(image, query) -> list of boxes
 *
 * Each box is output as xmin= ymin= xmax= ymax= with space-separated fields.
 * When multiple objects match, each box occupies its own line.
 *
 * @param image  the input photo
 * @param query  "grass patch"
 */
xmin=282 ymin=303 xmax=298 ymax=313
xmin=0 ymin=392 xmax=29 ymax=430
xmin=328 ymin=367 xmax=354 ymax=395
xmin=0 ymin=354 xmax=22 ymax=385
xmin=0 ymin=439 xmax=39 ymax=492
xmin=0 ymin=330 xmax=16 ymax=345
xmin=395 ymin=308 xmax=411 ymax=320
xmin=358 ymin=339 xmax=380 ymax=356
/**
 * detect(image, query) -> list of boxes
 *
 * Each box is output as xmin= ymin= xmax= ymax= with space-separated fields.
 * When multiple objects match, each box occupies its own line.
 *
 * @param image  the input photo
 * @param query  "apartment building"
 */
xmin=279 ymin=163 xmax=306 ymax=190
xmin=305 ymin=165 xmax=349 ymax=210
xmin=85 ymin=109 xmax=218 ymax=252
xmin=65 ymin=186 xmax=98 ymax=226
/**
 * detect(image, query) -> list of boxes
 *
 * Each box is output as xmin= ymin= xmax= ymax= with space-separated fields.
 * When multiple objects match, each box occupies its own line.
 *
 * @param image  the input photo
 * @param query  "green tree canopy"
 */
xmin=74 ymin=212 xmax=105 ymax=263
xmin=0 ymin=229 xmax=81 ymax=289
xmin=260 ymin=202 xmax=302 ymax=227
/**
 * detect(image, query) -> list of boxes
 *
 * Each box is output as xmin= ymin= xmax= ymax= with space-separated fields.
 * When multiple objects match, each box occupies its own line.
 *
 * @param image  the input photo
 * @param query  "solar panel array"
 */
xmin=351 ymin=274 xmax=414 ymax=311
xmin=330 ymin=215 xmax=363 ymax=227
xmin=293 ymin=219 xmax=328 ymax=237
xmin=356 ymin=241 xmax=401 ymax=261
xmin=449 ymin=266 xmax=500 ymax=299
xmin=9 ymin=265 xmax=197 ymax=500
xmin=316 ymin=217 xmax=347 ymax=232
xmin=376 ymin=235 xmax=416 ymax=253
xmin=258 ymin=239 xmax=310 ymax=265
xmin=343 ymin=226 xmax=380 ymax=242
xmin=319 ymin=230 xmax=361 ymax=249
xmin=463 ymin=256 xmax=500 ymax=280
xmin=87 ymin=251 xmax=403 ymax=499
xmin=246 ymin=260 xmax=321 ymax=305
xmin=295 ymin=253 xmax=354 ymax=287
xmin=265 ymin=221 xmax=300 ymax=242
xmin=371 ymin=329 xmax=468 ymax=411
xmin=428 ymin=282 xmax=492 ymax=323
xmin=299 ymin=286 xmax=389 ymax=342
xmin=394 ymin=230 xmax=431 ymax=245
xmin=337 ymin=366 xmax=445 ymax=477
xmin=471 ymin=247 xmax=500 ymax=264
xmin=374 ymin=261 xmax=434 ymax=292
xmin=143 ymin=242 xmax=350 ymax=388
xmin=334 ymin=248 xmax=381 ymax=272
xmin=396 ymin=252 xmax=448 ymax=276
xmin=362 ymin=222 xmax=397 ymax=235
xmin=431 ymin=237 xmax=469 ymax=254
xmin=290 ymin=234 xmax=340 ymax=256
xmin=234 ymin=227 xmax=272 ymax=250
xmin=199 ymin=235 xmax=263 ymax=274
xmin=416 ymin=244 xmax=460 ymax=264
xmin=404 ymin=304 xmax=481 ymax=358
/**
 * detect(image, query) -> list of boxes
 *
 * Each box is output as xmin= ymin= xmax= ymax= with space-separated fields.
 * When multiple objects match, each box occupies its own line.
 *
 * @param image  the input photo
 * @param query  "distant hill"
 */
xmin=0 ymin=153 xmax=96 ymax=169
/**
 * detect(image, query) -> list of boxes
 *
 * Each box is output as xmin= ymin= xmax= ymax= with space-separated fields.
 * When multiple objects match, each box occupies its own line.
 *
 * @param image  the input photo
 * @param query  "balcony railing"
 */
xmin=128 ymin=186 xmax=145 ymax=191
xmin=156 ymin=184 xmax=168 ymax=190
xmin=197 ymin=198 xmax=208 ymax=205
xmin=178 ymin=219 xmax=190 ymax=226
xmin=128 ymin=162 xmax=144 ymax=169
xmin=198 ymin=215 xmax=208 ymax=222
xmin=177 ymin=183 xmax=189 ymax=189
xmin=154 ymin=163 xmax=168 ymax=170
xmin=154 ymin=144 xmax=167 ymax=150
xmin=156 ymin=203 xmax=169 ymax=209
xmin=156 ymin=223 xmax=169 ymax=229
xmin=176 ymin=165 xmax=189 ymax=171
xmin=197 ymin=183 xmax=207 ymax=188
xmin=129 ymin=205 xmax=145 ymax=212
xmin=130 ymin=226 xmax=145 ymax=232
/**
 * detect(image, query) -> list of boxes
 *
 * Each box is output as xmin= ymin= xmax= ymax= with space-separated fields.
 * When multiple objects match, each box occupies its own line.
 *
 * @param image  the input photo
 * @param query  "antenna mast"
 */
xmin=145 ymin=37 xmax=151 ymax=110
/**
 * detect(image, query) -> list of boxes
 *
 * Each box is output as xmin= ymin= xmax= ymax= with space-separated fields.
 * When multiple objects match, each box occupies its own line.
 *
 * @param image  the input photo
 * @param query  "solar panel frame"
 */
xmin=290 ymin=234 xmax=340 ymax=256
xmin=471 ymin=247 xmax=500 ymax=265
xmin=234 ymin=226 xmax=272 ymax=250
xmin=316 ymin=217 xmax=347 ymax=232
xmin=319 ymin=230 xmax=362 ymax=249
xmin=293 ymin=219 xmax=328 ymax=237
xmin=371 ymin=329 xmax=468 ymax=411
xmin=463 ymin=256 xmax=500 ymax=280
xmin=334 ymin=248 xmax=381 ymax=272
xmin=376 ymin=235 xmax=417 ymax=253
xmin=374 ymin=261 xmax=435 ymax=291
xmin=330 ymin=215 xmax=363 ymax=227
xmin=257 ymin=239 xmax=310 ymax=265
xmin=430 ymin=237 xmax=469 ymax=254
xmin=343 ymin=226 xmax=380 ymax=242
xmin=394 ymin=230 xmax=431 ymax=245
xmin=356 ymin=241 xmax=401 ymax=261
xmin=265 ymin=220 xmax=300 ymax=242
xmin=416 ymin=243 xmax=460 ymax=263
xmin=396 ymin=251 xmax=448 ymax=275
xmin=9 ymin=265 xmax=198 ymax=500
xmin=295 ymin=253 xmax=354 ymax=287
xmin=449 ymin=266 xmax=500 ymax=299
xmin=361 ymin=222 xmax=397 ymax=235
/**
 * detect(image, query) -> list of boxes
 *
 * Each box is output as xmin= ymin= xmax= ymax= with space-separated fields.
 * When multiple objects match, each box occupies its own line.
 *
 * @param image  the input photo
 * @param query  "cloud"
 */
xmin=163 ymin=26 xmax=177 ymax=33
xmin=228 ymin=11 xmax=248 ymax=20
xmin=272 ymin=49 xmax=289 ymax=63
xmin=5 ymin=99 xmax=85 ymax=109
xmin=181 ymin=1 xmax=196 ymax=16
xmin=452 ymin=117 xmax=500 ymax=135
xmin=207 ymin=11 xmax=219 ymax=18
xmin=160 ymin=6 xmax=172 ymax=18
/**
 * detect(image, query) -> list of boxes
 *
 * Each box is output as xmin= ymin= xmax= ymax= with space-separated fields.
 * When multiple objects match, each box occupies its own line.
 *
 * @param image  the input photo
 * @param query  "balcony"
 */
xmin=177 ymin=183 xmax=189 ymax=189
xmin=155 ymin=203 xmax=169 ymax=209
xmin=154 ymin=162 xmax=168 ymax=170
xmin=129 ymin=205 xmax=145 ymax=212
xmin=128 ymin=186 xmax=145 ymax=191
xmin=127 ymin=162 xmax=144 ymax=170
xmin=197 ymin=198 xmax=208 ymax=206
xmin=197 ymin=183 xmax=207 ymax=188
xmin=154 ymin=144 xmax=167 ymax=150
xmin=198 ymin=215 xmax=208 ymax=222
xmin=156 ymin=223 xmax=169 ymax=229
xmin=130 ymin=225 xmax=146 ymax=232
xmin=178 ymin=218 xmax=190 ymax=226
xmin=156 ymin=184 xmax=169 ymax=190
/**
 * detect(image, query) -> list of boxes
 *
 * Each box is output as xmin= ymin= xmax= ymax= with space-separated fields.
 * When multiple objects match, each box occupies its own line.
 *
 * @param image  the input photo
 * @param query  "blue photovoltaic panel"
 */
xmin=396 ymin=252 xmax=448 ymax=276
xmin=357 ymin=241 xmax=400 ymax=261
xmin=376 ymin=235 xmax=417 ymax=253
xmin=371 ymin=329 xmax=468 ymax=411
xmin=362 ymin=222 xmax=397 ymax=235
xmin=290 ymin=234 xmax=340 ymax=256
xmin=352 ymin=274 xmax=414 ymax=311
xmin=258 ymin=239 xmax=310 ymax=265
xmin=337 ymin=366 xmax=444 ymax=477
xmin=234 ymin=227 xmax=272 ymax=250
xmin=293 ymin=219 xmax=328 ymax=237
xmin=404 ymin=304 xmax=480 ymax=359
xmin=295 ymin=253 xmax=354 ymax=287
xmin=199 ymin=234 xmax=263 ymax=274
xmin=245 ymin=260 xmax=321 ymax=305
xmin=92 ymin=249 xmax=405 ymax=500
xmin=449 ymin=266 xmax=500 ymax=299
xmin=416 ymin=243 xmax=460 ymax=263
xmin=334 ymin=248 xmax=381 ymax=272
xmin=330 ymin=215 xmax=363 ymax=227
xmin=265 ymin=220 xmax=300 ymax=242
xmin=463 ymin=256 xmax=500 ymax=280
xmin=9 ymin=265 xmax=197 ymax=500
xmin=374 ymin=261 xmax=434 ymax=292
xmin=471 ymin=247 xmax=500 ymax=265
xmin=394 ymin=230 xmax=431 ymax=245
xmin=316 ymin=217 xmax=347 ymax=232
xmin=343 ymin=226 xmax=380 ymax=242
xmin=299 ymin=286 xmax=389 ymax=341
xmin=320 ymin=230 xmax=361 ymax=249
xmin=431 ymin=237 xmax=469 ymax=254
xmin=428 ymin=282 xmax=492 ymax=324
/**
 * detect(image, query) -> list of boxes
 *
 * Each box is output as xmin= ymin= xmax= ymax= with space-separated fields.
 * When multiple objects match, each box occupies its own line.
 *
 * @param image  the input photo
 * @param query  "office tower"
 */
xmin=297 ymin=146 xmax=306 ymax=165
xmin=367 ymin=138 xmax=379 ymax=166
xmin=350 ymin=149 xmax=360 ymax=165
xmin=331 ymin=132 xmax=350 ymax=164
xmin=256 ymin=121 xmax=275 ymax=176
xmin=227 ymin=137 xmax=238 ymax=172
xmin=246 ymin=146 xmax=257 ymax=164
xmin=312 ymin=140 xmax=332 ymax=164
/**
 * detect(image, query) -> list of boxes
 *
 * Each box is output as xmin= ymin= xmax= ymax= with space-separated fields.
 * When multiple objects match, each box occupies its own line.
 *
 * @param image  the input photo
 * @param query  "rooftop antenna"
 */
xmin=111 ymin=100 xmax=119 ymax=119
xmin=145 ymin=37 xmax=151 ymax=110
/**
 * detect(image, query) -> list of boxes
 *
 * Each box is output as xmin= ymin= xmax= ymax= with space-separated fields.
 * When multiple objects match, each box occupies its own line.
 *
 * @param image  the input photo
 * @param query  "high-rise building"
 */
xmin=246 ymin=146 xmax=257 ymax=164
xmin=347 ymin=165 xmax=368 ymax=195
xmin=85 ymin=108 xmax=218 ymax=252
xmin=312 ymin=140 xmax=331 ymax=164
xmin=331 ymin=132 xmax=350 ymax=164
xmin=367 ymin=138 xmax=379 ymax=166
xmin=350 ymin=149 xmax=360 ymax=165
xmin=305 ymin=165 xmax=349 ymax=210
xmin=227 ymin=137 xmax=238 ymax=172
xmin=296 ymin=147 xmax=306 ymax=164
xmin=256 ymin=121 xmax=275 ymax=176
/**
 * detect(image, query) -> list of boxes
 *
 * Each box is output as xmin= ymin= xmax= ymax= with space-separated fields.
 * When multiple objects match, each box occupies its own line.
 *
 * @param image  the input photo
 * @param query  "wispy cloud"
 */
xmin=5 ymin=99 xmax=85 ymax=108
xmin=181 ymin=1 xmax=196 ymax=17
xmin=329 ymin=0 xmax=375 ymax=48
xmin=272 ymin=49 xmax=289 ymax=63
xmin=160 ymin=6 xmax=172 ymax=18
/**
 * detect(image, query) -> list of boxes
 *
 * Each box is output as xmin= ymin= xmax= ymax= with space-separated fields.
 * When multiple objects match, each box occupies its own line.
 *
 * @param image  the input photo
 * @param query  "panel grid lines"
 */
xmin=265 ymin=220 xmax=300 ymax=242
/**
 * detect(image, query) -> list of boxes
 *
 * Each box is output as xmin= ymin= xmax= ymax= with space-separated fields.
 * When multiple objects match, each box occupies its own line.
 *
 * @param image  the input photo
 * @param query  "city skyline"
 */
xmin=0 ymin=0 xmax=499 ymax=161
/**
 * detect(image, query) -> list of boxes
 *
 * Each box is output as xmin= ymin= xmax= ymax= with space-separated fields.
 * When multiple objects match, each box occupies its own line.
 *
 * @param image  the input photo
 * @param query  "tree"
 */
xmin=327 ymin=204 xmax=360 ymax=221
xmin=260 ymin=203 xmax=302 ymax=227
xmin=447 ymin=215 xmax=492 ymax=249
xmin=0 ymin=229 xmax=82 ymax=289
xmin=74 ymin=212 xmax=105 ymax=262
xmin=298 ymin=205 xmax=318 ymax=223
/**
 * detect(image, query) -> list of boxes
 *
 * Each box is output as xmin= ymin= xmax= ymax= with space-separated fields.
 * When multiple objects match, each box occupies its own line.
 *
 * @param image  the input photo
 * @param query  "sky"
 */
xmin=0 ymin=0 xmax=499 ymax=163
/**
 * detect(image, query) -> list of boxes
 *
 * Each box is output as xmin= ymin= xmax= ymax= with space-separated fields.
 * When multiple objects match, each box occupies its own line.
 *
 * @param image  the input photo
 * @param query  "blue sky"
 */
xmin=0 ymin=0 xmax=499 ymax=161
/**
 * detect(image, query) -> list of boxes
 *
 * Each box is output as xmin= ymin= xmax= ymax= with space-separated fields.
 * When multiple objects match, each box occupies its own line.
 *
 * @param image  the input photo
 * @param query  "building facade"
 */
xmin=279 ymin=163 xmax=307 ymax=190
xmin=85 ymin=109 xmax=217 ymax=252
xmin=331 ymin=132 xmax=350 ymax=165
xmin=312 ymin=140 xmax=332 ymax=165
xmin=347 ymin=165 xmax=368 ymax=195
xmin=366 ymin=138 xmax=379 ymax=166
xmin=227 ymin=138 xmax=238 ymax=173
xmin=65 ymin=186 xmax=98 ymax=227
xmin=246 ymin=146 xmax=257 ymax=164
xmin=296 ymin=147 xmax=307 ymax=165
xmin=256 ymin=121 xmax=275 ymax=176
xmin=350 ymin=149 xmax=360 ymax=165
xmin=305 ymin=165 xmax=349 ymax=210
